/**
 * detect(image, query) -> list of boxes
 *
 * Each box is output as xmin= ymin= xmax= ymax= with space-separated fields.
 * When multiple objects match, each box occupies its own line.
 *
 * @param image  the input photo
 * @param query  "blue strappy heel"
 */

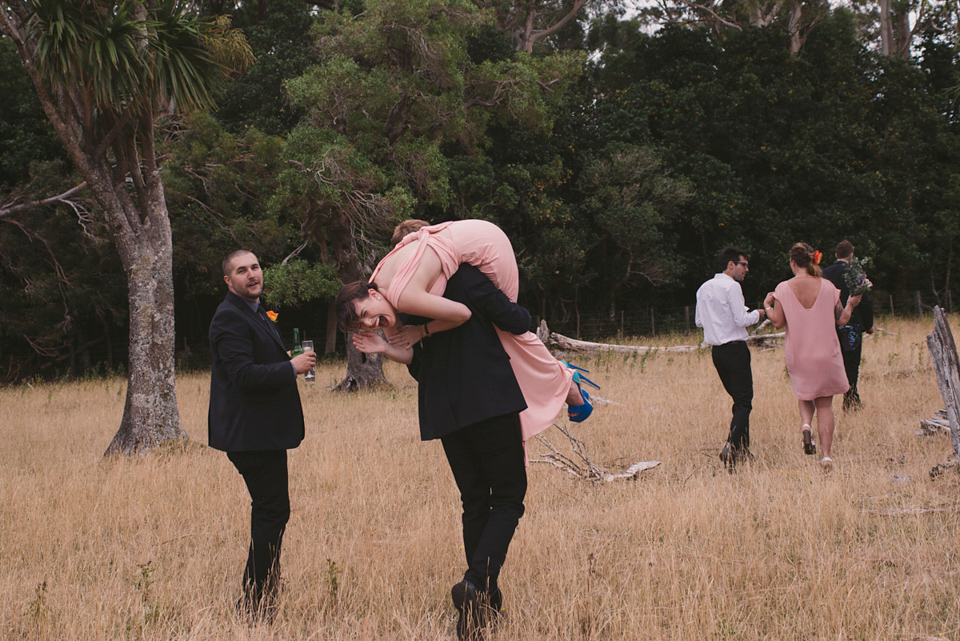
xmin=563 ymin=361 xmax=600 ymax=423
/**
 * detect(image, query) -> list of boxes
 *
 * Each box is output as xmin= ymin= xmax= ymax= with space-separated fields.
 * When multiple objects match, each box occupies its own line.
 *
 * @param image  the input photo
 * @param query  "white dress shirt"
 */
xmin=695 ymin=273 xmax=760 ymax=346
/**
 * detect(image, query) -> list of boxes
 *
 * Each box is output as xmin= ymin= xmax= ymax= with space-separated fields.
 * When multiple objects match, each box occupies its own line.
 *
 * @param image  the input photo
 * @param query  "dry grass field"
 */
xmin=2 ymin=316 xmax=959 ymax=641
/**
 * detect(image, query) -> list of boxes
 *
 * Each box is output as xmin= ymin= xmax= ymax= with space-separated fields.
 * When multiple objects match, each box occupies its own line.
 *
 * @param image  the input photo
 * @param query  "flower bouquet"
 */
xmin=843 ymin=257 xmax=872 ymax=296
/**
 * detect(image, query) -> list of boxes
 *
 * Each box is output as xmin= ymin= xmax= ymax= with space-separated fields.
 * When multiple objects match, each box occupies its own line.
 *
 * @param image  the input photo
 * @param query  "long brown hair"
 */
xmin=335 ymin=281 xmax=379 ymax=331
xmin=789 ymin=242 xmax=821 ymax=277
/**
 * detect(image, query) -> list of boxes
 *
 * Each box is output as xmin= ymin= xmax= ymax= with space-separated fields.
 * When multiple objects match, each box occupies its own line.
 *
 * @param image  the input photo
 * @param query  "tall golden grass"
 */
xmin=2 ymin=316 xmax=959 ymax=640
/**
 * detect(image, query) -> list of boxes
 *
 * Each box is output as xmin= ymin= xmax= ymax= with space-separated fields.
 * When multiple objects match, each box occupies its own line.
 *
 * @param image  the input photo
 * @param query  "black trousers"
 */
xmin=226 ymin=449 xmax=290 ymax=601
xmin=441 ymin=413 xmax=527 ymax=594
xmin=837 ymin=329 xmax=862 ymax=390
xmin=711 ymin=340 xmax=753 ymax=450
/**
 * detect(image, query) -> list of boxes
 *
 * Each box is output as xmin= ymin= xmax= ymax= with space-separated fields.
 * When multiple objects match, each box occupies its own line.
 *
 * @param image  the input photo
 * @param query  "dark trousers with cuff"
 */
xmin=226 ymin=449 xmax=290 ymax=603
xmin=441 ymin=413 xmax=527 ymax=595
xmin=711 ymin=340 xmax=753 ymax=451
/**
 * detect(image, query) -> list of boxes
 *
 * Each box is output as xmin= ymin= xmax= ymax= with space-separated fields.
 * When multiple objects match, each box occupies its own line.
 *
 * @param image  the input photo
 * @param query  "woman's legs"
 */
xmin=813 ymin=396 xmax=835 ymax=458
xmin=798 ymin=399 xmax=815 ymax=429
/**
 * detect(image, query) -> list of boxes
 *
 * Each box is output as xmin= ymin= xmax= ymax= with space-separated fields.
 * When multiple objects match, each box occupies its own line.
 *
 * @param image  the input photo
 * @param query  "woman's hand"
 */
xmin=847 ymin=294 xmax=862 ymax=308
xmin=353 ymin=329 xmax=414 ymax=364
xmin=389 ymin=324 xmax=422 ymax=350
xmin=763 ymin=292 xmax=776 ymax=308
xmin=352 ymin=330 xmax=389 ymax=354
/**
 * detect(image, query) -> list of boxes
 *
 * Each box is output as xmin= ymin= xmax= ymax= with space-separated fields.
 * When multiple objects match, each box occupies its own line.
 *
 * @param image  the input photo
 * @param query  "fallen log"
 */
xmin=537 ymin=320 xmax=784 ymax=355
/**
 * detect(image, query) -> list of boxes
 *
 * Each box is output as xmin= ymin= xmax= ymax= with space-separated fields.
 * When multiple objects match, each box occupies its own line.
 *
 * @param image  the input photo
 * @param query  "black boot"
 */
xmin=843 ymin=386 xmax=863 ymax=412
xmin=452 ymin=579 xmax=486 ymax=640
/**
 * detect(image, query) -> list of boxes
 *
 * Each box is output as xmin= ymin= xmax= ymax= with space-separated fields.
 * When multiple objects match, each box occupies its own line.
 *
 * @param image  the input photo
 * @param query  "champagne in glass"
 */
xmin=301 ymin=339 xmax=315 ymax=381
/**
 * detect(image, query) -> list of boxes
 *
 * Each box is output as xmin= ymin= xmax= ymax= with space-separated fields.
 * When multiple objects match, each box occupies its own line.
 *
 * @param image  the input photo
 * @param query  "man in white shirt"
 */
xmin=695 ymin=247 xmax=766 ymax=471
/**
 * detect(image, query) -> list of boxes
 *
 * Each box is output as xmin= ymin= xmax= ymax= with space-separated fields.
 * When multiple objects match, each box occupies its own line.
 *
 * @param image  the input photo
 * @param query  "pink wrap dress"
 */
xmin=774 ymin=278 xmax=850 ymax=401
xmin=370 ymin=219 xmax=573 ymax=441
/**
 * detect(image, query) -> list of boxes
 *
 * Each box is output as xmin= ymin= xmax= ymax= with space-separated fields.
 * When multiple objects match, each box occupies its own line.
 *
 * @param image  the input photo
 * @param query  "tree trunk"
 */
xmin=879 ymin=0 xmax=893 ymax=57
xmin=324 ymin=299 xmax=338 ymax=355
xmin=333 ymin=337 xmax=388 ymax=391
xmin=104 ymin=197 xmax=186 ymax=455
xmin=329 ymin=215 xmax=386 ymax=390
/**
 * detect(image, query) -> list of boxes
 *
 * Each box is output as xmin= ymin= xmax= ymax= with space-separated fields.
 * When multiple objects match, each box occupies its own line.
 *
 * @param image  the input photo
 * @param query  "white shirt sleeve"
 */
xmin=727 ymin=282 xmax=759 ymax=327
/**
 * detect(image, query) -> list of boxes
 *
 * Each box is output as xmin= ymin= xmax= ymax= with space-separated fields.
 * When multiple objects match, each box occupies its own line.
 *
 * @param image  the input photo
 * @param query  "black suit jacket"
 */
xmin=404 ymin=264 xmax=529 ymax=441
xmin=208 ymin=291 xmax=305 ymax=452
xmin=822 ymin=260 xmax=874 ymax=330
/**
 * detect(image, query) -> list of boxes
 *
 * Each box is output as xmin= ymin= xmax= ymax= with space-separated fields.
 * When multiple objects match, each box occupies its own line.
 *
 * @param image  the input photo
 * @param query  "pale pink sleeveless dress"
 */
xmin=775 ymin=278 xmax=850 ymax=401
xmin=371 ymin=219 xmax=573 ymax=440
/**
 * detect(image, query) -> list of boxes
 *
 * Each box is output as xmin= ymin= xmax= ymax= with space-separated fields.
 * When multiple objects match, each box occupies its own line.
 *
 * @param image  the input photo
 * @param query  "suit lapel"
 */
xmin=226 ymin=293 xmax=287 ymax=351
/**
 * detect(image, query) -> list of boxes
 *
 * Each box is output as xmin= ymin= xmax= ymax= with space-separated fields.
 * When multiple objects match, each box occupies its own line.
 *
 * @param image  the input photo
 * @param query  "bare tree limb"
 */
xmin=677 ymin=0 xmax=744 ymax=31
xmin=0 ymin=182 xmax=89 ymax=219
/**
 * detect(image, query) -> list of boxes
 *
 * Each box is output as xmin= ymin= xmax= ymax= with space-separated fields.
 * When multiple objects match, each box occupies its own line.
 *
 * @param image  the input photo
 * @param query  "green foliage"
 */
xmin=278 ymin=0 xmax=584 ymax=303
xmin=163 ymin=111 xmax=297 ymax=307
xmin=0 ymin=40 xmax=64 ymax=185
xmin=212 ymin=0 xmax=317 ymax=135
xmin=584 ymin=16 xmax=960 ymax=306
xmin=262 ymin=259 xmax=339 ymax=307
xmin=26 ymin=0 xmax=231 ymax=114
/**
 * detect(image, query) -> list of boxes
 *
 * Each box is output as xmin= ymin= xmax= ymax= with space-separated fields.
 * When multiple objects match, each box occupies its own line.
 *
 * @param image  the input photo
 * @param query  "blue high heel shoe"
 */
xmin=563 ymin=362 xmax=600 ymax=423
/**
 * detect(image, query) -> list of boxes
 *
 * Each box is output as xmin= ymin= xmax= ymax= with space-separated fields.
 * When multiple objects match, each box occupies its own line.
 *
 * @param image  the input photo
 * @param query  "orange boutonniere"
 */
xmin=265 ymin=310 xmax=279 ymax=322
xmin=813 ymin=250 xmax=822 ymax=266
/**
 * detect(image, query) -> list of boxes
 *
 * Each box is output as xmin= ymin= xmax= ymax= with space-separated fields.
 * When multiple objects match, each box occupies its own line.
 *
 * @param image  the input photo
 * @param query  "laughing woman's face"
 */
xmin=355 ymin=290 xmax=397 ymax=331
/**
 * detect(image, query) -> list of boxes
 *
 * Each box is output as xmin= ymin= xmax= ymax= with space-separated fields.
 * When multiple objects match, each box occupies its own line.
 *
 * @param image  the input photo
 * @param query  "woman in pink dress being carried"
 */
xmin=335 ymin=219 xmax=596 ymax=442
xmin=763 ymin=243 xmax=861 ymax=472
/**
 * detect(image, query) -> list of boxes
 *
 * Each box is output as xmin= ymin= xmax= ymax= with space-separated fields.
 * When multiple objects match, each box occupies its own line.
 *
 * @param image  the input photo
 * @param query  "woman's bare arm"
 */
xmin=764 ymin=292 xmax=786 ymax=329
xmin=835 ymin=294 xmax=862 ymax=326
xmin=393 ymin=247 xmax=472 ymax=332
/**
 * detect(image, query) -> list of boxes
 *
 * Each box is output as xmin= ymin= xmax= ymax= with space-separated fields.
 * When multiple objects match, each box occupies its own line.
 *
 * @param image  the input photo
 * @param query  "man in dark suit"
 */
xmin=822 ymin=240 xmax=874 ymax=411
xmin=208 ymin=249 xmax=316 ymax=621
xmin=350 ymin=263 xmax=529 ymax=641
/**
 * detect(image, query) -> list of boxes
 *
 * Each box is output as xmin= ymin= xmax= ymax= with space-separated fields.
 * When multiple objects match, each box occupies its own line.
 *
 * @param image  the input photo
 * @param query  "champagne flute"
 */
xmin=301 ymin=339 xmax=315 ymax=382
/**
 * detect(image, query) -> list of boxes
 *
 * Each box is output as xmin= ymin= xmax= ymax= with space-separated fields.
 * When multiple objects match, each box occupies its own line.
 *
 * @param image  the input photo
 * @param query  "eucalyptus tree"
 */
xmin=0 ymin=0 xmax=252 ymax=454
xmin=477 ymin=0 xmax=592 ymax=52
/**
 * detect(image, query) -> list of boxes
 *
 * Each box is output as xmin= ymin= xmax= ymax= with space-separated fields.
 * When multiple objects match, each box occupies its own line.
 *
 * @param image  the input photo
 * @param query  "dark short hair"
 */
xmin=222 ymin=249 xmax=254 ymax=276
xmin=836 ymin=240 xmax=854 ymax=259
xmin=335 ymin=281 xmax=380 ymax=331
xmin=718 ymin=247 xmax=747 ymax=272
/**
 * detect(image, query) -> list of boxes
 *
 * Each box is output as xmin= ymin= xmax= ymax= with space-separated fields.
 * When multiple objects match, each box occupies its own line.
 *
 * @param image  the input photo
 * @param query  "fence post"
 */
xmin=650 ymin=308 xmax=655 ymax=335
xmin=926 ymin=306 xmax=960 ymax=458
xmin=685 ymin=306 xmax=691 ymax=332
xmin=915 ymin=291 xmax=923 ymax=317
xmin=890 ymin=294 xmax=895 ymax=317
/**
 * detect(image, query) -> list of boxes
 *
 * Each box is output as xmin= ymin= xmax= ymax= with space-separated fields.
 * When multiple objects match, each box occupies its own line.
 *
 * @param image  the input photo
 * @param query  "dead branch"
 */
xmin=0 ymin=182 xmax=89 ymax=220
xmin=919 ymin=408 xmax=951 ymax=437
xmin=532 ymin=423 xmax=660 ymax=483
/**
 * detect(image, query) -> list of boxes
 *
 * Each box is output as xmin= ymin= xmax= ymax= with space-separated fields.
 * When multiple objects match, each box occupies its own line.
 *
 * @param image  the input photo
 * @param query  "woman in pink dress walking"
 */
xmin=763 ymin=243 xmax=861 ymax=471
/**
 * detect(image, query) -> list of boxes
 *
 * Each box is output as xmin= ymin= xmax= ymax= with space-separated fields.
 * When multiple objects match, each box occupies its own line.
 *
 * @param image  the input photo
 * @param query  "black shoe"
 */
xmin=720 ymin=444 xmax=754 ymax=472
xmin=235 ymin=583 xmax=278 ymax=625
xmin=452 ymin=580 xmax=486 ymax=640
xmin=719 ymin=443 xmax=734 ymax=472
xmin=487 ymin=587 xmax=503 ymax=619
xmin=843 ymin=388 xmax=863 ymax=412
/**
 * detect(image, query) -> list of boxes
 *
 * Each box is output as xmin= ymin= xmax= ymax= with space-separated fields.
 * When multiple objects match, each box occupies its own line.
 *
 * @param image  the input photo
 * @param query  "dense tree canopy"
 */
xmin=2 ymin=0 xmax=959 ymax=384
